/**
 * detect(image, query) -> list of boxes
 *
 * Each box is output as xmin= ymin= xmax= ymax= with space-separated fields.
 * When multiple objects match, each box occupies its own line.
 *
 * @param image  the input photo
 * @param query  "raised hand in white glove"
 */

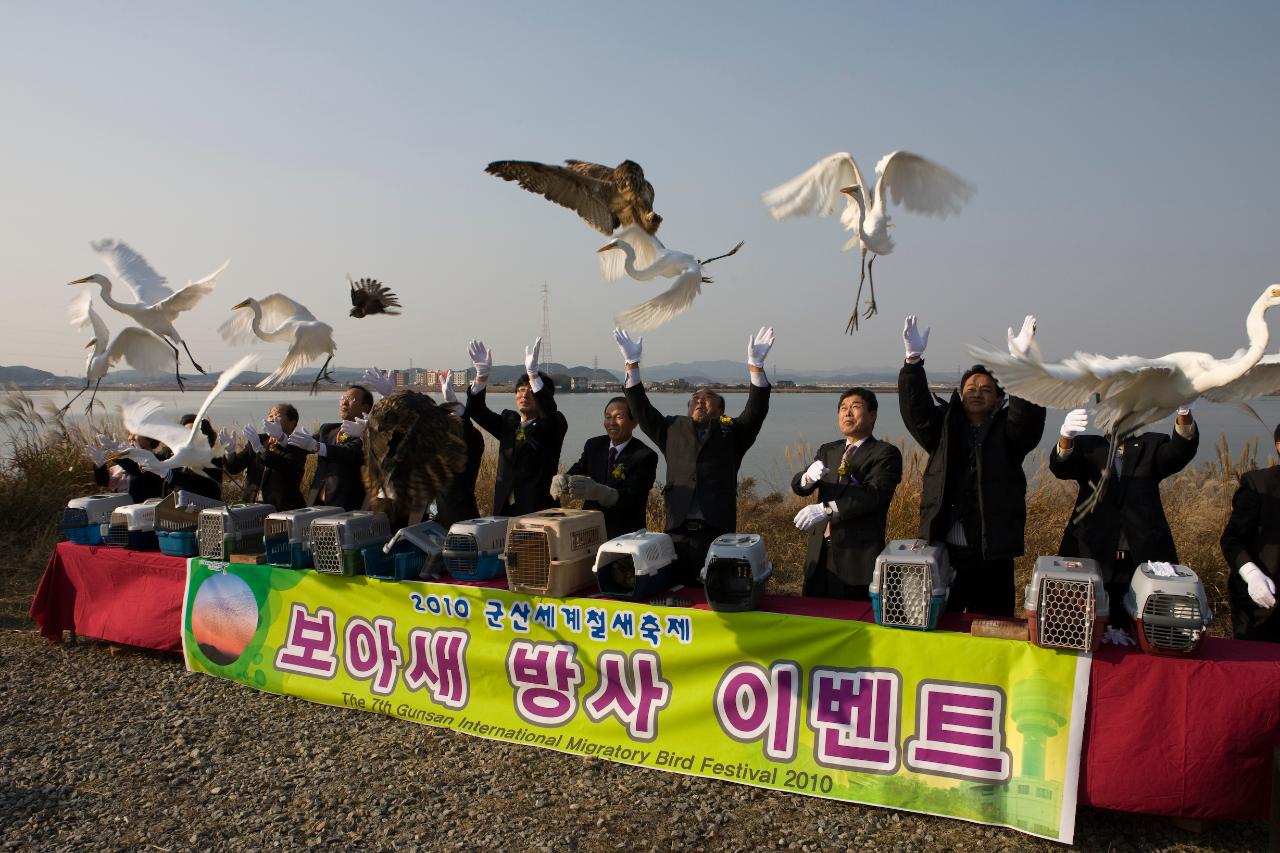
xmin=550 ymin=473 xmax=569 ymax=500
xmin=614 ymin=327 xmax=643 ymax=364
xmin=83 ymin=445 xmax=108 ymax=468
xmin=439 ymin=370 xmax=458 ymax=406
xmin=97 ymin=433 xmax=127 ymax=454
xmin=287 ymin=431 xmax=318 ymax=454
xmin=137 ymin=452 xmax=170 ymax=479
xmin=468 ymin=340 xmax=492 ymax=380
xmin=1102 ymin=626 xmax=1136 ymax=646
xmin=217 ymin=427 xmax=237 ymax=454
xmin=242 ymin=424 xmax=263 ymax=453
xmin=1176 ymin=403 xmax=1194 ymax=418
xmin=1008 ymin=315 xmax=1038 ymax=360
xmin=1060 ymin=408 xmax=1089 ymax=440
xmin=262 ymin=418 xmax=286 ymax=442
xmin=799 ymin=460 xmax=828 ymax=489
xmin=525 ymin=337 xmax=543 ymax=379
xmin=361 ymin=367 xmax=394 ymax=397
xmin=793 ymin=503 xmax=828 ymax=532
xmin=903 ymin=315 xmax=930 ymax=360
xmin=747 ymin=326 xmax=775 ymax=368
xmin=1240 ymin=563 xmax=1277 ymax=608
xmin=339 ymin=413 xmax=369 ymax=440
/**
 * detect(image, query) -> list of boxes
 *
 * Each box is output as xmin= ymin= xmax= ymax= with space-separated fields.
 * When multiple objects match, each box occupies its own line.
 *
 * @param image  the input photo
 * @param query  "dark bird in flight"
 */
xmin=348 ymin=276 xmax=401 ymax=318
xmin=485 ymin=159 xmax=662 ymax=236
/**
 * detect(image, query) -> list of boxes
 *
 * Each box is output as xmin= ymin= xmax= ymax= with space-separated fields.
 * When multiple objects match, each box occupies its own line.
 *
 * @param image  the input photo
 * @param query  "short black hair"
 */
xmin=515 ymin=371 xmax=556 ymax=396
xmin=1273 ymin=423 xmax=1280 ymax=444
xmin=960 ymin=364 xmax=1005 ymax=397
xmin=272 ymin=403 xmax=300 ymax=423
xmin=347 ymin=385 xmax=375 ymax=407
xmin=179 ymin=413 xmax=217 ymax=447
xmin=839 ymin=387 xmax=878 ymax=412
xmin=604 ymin=396 xmax=634 ymax=420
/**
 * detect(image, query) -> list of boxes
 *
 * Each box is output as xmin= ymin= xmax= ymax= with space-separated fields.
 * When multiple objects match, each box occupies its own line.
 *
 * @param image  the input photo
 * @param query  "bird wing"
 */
xmin=257 ymin=321 xmax=336 ymax=387
xmin=485 ymin=160 xmax=618 ymax=235
xmin=150 ymin=258 xmax=230 ymax=319
xmin=874 ymin=151 xmax=975 ymax=218
xmin=1203 ymin=354 xmax=1280 ymax=402
xmin=613 ymin=268 xmax=704 ymax=332
xmin=121 ymin=397 xmax=193 ymax=450
xmin=67 ymin=289 xmax=109 ymax=342
xmin=107 ymin=328 xmax=176 ymax=375
xmin=349 ymin=278 xmax=401 ymax=314
xmin=217 ymin=307 xmax=259 ymax=346
xmin=971 ymin=345 xmax=1179 ymax=416
xmin=598 ymin=226 xmax=667 ymax=282
xmin=90 ymin=239 xmax=175 ymax=305
xmin=192 ymin=354 xmax=256 ymax=432
xmin=761 ymin=152 xmax=866 ymax=220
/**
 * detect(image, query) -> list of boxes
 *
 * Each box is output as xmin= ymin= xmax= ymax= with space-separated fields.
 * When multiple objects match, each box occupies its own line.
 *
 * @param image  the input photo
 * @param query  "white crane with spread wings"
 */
xmin=60 ymin=290 xmax=174 ymax=414
xmin=218 ymin=294 xmax=337 ymax=393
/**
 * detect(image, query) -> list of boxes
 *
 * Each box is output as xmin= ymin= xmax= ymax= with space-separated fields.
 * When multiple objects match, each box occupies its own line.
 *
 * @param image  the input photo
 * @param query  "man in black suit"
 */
xmin=555 ymin=396 xmax=659 ymax=539
xmin=221 ymin=403 xmax=309 ymax=511
xmin=88 ymin=433 xmax=167 ymax=501
xmin=288 ymin=384 xmax=373 ymax=511
xmin=898 ymin=315 xmax=1046 ymax=616
xmin=1221 ymin=423 xmax=1280 ymax=642
xmin=791 ymin=388 xmax=903 ymax=600
xmin=433 ymin=371 xmax=485 ymax=529
xmin=1052 ymin=406 xmax=1198 ymax=632
xmin=616 ymin=326 xmax=774 ymax=585
xmin=464 ymin=337 xmax=567 ymax=517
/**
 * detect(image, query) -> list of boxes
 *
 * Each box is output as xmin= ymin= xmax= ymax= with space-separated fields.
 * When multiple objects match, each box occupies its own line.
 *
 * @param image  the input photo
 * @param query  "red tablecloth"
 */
xmin=30 ymin=543 xmax=1280 ymax=821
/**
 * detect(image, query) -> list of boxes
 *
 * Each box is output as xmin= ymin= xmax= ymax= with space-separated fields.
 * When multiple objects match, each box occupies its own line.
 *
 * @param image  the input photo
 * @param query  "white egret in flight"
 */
xmin=598 ymin=235 xmax=744 ymax=332
xmin=60 ymin=290 xmax=174 ymax=414
xmin=218 ymin=294 xmax=337 ymax=393
xmin=67 ymin=239 xmax=229 ymax=382
xmin=762 ymin=151 xmax=974 ymax=332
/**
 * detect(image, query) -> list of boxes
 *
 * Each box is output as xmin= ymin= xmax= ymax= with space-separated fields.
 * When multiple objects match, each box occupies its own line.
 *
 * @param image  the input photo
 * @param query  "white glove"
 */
xmin=799 ymin=460 xmax=828 ymax=489
xmin=568 ymin=475 xmax=618 ymax=507
xmin=137 ymin=453 xmax=169 ymax=479
xmin=1240 ymin=563 xmax=1277 ymax=609
xmin=550 ymin=473 xmax=569 ymax=500
xmin=793 ymin=504 xmax=828 ymax=532
xmin=97 ymin=433 xmax=127 ymax=454
xmin=1008 ymin=315 xmax=1037 ymax=360
xmin=286 ymin=431 xmax=317 ymax=454
xmin=217 ymin=427 xmax=237 ymax=454
xmin=468 ymin=340 xmax=491 ymax=379
xmin=614 ymin=327 xmax=643 ymax=364
xmin=1176 ymin=403 xmax=1194 ymax=417
xmin=747 ymin=326 xmax=774 ymax=369
xmin=1102 ymin=626 xmax=1136 ymax=646
xmin=339 ymin=413 xmax=369 ymax=440
xmin=83 ymin=445 xmax=108 ymax=468
xmin=903 ymin=315 xmax=930 ymax=359
xmin=261 ymin=418 xmax=286 ymax=442
xmin=1060 ymin=408 xmax=1088 ymax=439
xmin=242 ymin=424 xmax=263 ymax=453
xmin=361 ymin=367 xmax=394 ymax=397
xmin=440 ymin=370 xmax=459 ymax=406
xmin=525 ymin=337 xmax=543 ymax=379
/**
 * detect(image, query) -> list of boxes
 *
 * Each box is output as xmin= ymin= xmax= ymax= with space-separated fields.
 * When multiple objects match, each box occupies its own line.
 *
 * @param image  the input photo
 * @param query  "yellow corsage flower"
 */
xmin=610 ymin=463 xmax=625 ymax=481
xmin=515 ymin=428 xmax=527 ymax=445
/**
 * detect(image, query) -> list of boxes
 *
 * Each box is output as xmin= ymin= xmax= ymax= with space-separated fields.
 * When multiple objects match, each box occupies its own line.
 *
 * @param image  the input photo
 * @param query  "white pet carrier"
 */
xmin=700 ymin=534 xmax=773 ymax=612
xmin=1124 ymin=562 xmax=1213 ymax=656
xmin=443 ymin=516 xmax=510 ymax=581
xmin=262 ymin=506 xmax=347 ymax=568
xmin=60 ymin=493 xmax=135 ymax=545
xmin=869 ymin=539 xmax=955 ymax=630
xmin=594 ymin=531 xmax=678 ymax=600
xmin=503 ymin=509 xmax=606 ymax=596
xmin=308 ymin=511 xmax=391 ymax=576
xmin=197 ymin=503 xmax=276 ymax=561
xmin=105 ymin=499 xmax=163 ymax=549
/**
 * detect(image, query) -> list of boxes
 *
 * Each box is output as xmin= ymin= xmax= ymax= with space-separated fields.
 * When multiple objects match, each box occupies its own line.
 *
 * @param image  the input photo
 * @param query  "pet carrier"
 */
xmin=59 ymin=493 xmax=134 ymax=545
xmin=308 ymin=511 xmax=391 ymax=576
xmin=262 ymin=506 xmax=347 ymax=568
xmin=869 ymin=539 xmax=955 ymax=630
xmin=155 ymin=491 xmax=225 ymax=556
xmin=593 ymin=531 xmax=678 ymax=600
xmin=197 ymin=503 xmax=276 ymax=561
xmin=104 ymin=499 xmax=163 ymax=550
xmin=1124 ymin=562 xmax=1213 ymax=656
xmin=503 ymin=509 xmax=606 ymax=596
xmin=442 ymin=516 xmax=510 ymax=581
xmin=1025 ymin=556 xmax=1107 ymax=652
xmin=363 ymin=521 xmax=447 ymax=581
xmin=700 ymin=534 xmax=773 ymax=612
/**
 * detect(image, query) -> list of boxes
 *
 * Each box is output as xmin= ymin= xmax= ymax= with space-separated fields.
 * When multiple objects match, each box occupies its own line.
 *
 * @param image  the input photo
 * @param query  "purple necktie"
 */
xmin=608 ymin=446 xmax=618 ymax=468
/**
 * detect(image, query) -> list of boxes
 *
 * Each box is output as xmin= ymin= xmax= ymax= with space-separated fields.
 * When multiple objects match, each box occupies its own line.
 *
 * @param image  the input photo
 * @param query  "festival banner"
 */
xmin=182 ymin=560 xmax=1091 ymax=843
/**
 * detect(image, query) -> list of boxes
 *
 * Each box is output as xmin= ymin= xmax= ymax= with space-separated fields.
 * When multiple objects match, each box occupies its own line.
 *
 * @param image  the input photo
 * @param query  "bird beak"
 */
xmin=67 ymin=276 xmax=94 ymax=285
xmin=85 ymin=339 xmax=97 ymax=350
xmin=840 ymin=185 xmax=860 ymax=196
xmin=232 ymin=299 xmax=251 ymax=309
xmin=597 ymin=242 xmax=618 ymax=253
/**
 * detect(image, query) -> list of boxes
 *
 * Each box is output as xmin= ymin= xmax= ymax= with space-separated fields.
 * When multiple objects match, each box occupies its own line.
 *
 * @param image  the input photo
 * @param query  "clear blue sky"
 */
xmin=3 ymin=1 xmax=1278 ymax=379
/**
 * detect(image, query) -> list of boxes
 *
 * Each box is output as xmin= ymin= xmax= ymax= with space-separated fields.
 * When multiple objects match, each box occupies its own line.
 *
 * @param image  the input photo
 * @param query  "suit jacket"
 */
xmin=566 ymin=435 xmax=659 ymax=539
xmin=467 ymin=384 xmax=567 ymax=517
xmin=1051 ymin=428 xmax=1197 ymax=581
xmin=307 ymin=423 xmax=366 ymax=511
xmin=1221 ymin=465 xmax=1280 ymax=634
xmin=625 ymin=381 xmax=770 ymax=533
xmin=94 ymin=456 xmax=166 ymax=503
xmin=433 ymin=415 xmax=485 ymax=529
xmin=791 ymin=437 xmax=903 ymax=586
xmin=223 ymin=437 xmax=308 ymax=511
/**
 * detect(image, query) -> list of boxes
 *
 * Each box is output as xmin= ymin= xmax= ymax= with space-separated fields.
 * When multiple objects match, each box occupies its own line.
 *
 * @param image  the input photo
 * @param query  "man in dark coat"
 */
xmin=288 ymin=384 xmax=374 ymax=511
xmin=221 ymin=403 xmax=308 ymax=511
xmin=89 ymin=433 xmax=167 ymax=502
xmin=1221 ymin=423 xmax=1280 ymax=642
xmin=555 ymin=396 xmax=659 ymax=539
xmin=791 ymin=388 xmax=903 ymax=600
xmin=1052 ymin=406 xmax=1198 ymax=629
xmin=433 ymin=372 xmax=485 ymax=529
xmin=898 ymin=315 xmax=1046 ymax=616
xmin=464 ymin=338 xmax=567 ymax=517
xmin=616 ymin=326 xmax=774 ymax=584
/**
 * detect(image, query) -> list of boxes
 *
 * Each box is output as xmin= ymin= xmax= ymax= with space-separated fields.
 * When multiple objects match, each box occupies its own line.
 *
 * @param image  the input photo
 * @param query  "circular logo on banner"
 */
xmin=191 ymin=572 xmax=260 ymax=666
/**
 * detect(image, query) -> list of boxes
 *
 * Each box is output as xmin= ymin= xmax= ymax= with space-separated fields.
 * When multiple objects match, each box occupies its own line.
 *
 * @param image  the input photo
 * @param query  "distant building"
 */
xmin=411 ymin=369 xmax=431 ymax=386
xmin=390 ymin=370 xmax=407 ymax=387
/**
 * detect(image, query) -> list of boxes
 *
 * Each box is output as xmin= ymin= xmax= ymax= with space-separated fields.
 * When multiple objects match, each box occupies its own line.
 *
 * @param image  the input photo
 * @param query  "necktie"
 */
xmin=608 ymin=446 xmax=618 ymax=468
xmin=840 ymin=442 xmax=857 ymax=477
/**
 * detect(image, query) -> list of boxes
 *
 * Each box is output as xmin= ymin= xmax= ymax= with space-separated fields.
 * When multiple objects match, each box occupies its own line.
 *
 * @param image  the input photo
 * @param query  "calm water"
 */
xmin=22 ymin=389 xmax=1280 ymax=491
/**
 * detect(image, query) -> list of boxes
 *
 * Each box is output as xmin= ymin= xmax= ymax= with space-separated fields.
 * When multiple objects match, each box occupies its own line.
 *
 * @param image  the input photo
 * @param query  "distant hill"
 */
xmin=0 ymin=365 xmax=63 ymax=385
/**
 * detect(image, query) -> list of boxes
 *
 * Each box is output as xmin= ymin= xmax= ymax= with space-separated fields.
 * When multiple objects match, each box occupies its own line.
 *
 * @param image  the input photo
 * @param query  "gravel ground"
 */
xmin=0 ymin=626 xmax=1268 ymax=852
